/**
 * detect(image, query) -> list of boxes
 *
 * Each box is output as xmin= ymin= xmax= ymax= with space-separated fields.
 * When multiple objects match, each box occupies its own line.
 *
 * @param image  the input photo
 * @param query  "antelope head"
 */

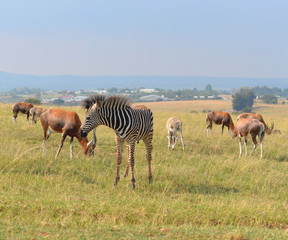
xmin=267 ymin=122 xmax=274 ymax=135
xmin=87 ymin=129 xmax=97 ymax=156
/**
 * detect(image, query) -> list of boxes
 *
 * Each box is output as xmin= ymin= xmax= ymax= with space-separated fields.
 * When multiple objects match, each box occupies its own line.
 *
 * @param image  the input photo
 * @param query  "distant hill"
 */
xmin=0 ymin=71 xmax=287 ymax=91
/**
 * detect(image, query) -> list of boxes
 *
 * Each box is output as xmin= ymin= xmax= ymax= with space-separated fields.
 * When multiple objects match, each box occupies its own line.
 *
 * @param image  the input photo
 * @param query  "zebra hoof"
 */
xmin=114 ymin=176 xmax=120 ymax=187
xmin=131 ymin=179 xmax=136 ymax=190
xmin=149 ymin=176 xmax=153 ymax=184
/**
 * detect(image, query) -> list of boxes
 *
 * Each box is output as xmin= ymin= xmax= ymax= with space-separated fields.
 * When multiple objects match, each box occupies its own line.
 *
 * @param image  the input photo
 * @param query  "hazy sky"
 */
xmin=0 ymin=0 xmax=288 ymax=78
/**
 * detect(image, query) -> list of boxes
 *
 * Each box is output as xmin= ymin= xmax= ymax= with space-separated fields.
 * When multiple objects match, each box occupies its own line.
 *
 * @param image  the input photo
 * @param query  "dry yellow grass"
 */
xmin=1 ymin=99 xmax=288 ymax=239
xmin=134 ymin=99 xmax=232 ymax=112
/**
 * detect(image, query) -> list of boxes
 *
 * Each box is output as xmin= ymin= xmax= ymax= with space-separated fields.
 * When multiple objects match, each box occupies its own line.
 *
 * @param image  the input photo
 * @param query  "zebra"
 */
xmin=80 ymin=95 xmax=153 ymax=189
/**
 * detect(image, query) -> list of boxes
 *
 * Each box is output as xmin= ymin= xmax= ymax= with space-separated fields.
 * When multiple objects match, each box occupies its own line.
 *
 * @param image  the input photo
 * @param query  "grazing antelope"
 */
xmin=30 ymin=107 xmax=47 ymax=124
xmin=271 ymin=129 xmax=281 ymax=135
xmin=12 ymin=102 xmax=34 ymax=123
xmin=40 ymin=109 xmax=96 ymax=159
xmin=80 ymin=95 xmax=153 ymax=189
xmin=237 ymin=113 xmax=274 ymax=135
xmin=166 ymin=117 xmax=184 ymax=150
xmin=233 ymin=118 xmax=265 ymax=159
xmin=206 ymin=111 xmax=235 ymax=137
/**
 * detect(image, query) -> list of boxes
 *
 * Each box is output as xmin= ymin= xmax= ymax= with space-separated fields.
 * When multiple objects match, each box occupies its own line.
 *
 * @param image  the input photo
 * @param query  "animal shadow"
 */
xmin=174 ymin=183 xmax=239 ymax=195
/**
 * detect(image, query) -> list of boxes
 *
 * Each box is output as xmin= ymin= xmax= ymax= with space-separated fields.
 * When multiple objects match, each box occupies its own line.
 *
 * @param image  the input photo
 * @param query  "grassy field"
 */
xmin=1 ymin=100 xmax=288 ymax=239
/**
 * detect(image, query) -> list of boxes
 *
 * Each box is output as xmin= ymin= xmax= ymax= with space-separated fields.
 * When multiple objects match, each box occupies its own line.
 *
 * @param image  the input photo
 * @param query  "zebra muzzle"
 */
xmin=80 ymin=130 xmax=88 ymax=138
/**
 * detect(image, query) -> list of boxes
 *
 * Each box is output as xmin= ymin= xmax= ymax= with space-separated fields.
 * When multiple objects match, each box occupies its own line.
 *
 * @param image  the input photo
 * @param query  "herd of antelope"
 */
xmin=11 ymin=98 xmax=278 ymax=189
xmin=12 ymin=102 xmax=96 ymax=160
xmin=206 ymin=111 xmax=276 ymax=159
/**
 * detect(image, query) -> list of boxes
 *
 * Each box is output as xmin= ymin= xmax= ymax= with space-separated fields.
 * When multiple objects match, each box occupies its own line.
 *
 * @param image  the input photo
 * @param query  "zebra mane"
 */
xmin=81 ymin=95 xmax=106 ymax=109
xmin=82 ymin=95 xmax=132 ymax=110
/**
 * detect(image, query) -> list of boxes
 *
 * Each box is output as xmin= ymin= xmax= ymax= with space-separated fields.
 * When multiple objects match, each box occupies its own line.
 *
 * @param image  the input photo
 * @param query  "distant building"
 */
xmin=139 ymin=89 xmax=156 ymax=93
xmin=139 ymin=94 xmax=172 ymax=102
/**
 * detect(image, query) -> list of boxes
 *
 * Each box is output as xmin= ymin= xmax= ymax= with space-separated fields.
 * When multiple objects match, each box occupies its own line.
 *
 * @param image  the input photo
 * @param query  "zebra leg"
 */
xmin=144 ymin=135 xmax=153 ymax=184
xmin=128 ymin=141 xmax=136 ymax=189
xmin=55 ymin=132 xmax=68 ymax=159
xmin=70 ymin=137 xmax=74 ymax=160
xmin=124 ymin=145 xmax=130 ymax=178
xmin=114 ymin=136 xmax=124 ymax=187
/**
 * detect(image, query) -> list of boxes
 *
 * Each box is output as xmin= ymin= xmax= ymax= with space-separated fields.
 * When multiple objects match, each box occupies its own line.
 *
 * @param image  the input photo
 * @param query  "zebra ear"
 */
xmin=91 ymin=103 xmax=97 ymax=110
xmin=96 ymin=100 xmax=103 ymax=109
xmin=92 ymin=100 xmax=103 ymax=110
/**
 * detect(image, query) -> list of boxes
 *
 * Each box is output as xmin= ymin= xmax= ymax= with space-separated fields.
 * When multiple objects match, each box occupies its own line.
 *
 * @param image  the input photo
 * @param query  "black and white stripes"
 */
xmin=81 ymin=95 xmax=153 ymax=189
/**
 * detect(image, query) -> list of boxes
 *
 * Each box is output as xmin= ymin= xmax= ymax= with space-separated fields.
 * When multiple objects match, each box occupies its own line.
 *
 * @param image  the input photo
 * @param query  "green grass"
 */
xmin=1 ymin=102 xmax=288 ymax=239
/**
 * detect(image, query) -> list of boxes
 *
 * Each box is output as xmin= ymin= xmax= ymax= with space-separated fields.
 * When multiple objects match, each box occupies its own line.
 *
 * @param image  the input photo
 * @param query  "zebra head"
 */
xmin=80 ymin=95 xmax=106 ymax=138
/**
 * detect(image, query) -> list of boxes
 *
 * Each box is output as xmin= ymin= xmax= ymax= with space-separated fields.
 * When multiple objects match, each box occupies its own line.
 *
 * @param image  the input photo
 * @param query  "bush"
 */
xmin=24 ymin=98 xmax=41 ymax=105
xmin=52 ymin=99 xmax=65 ymax=105
xmin=232 ymin=88 xmax=255 ymax=111
xmin=240 ymin=107 xmax=252 ymax=113
xmin=261 ymin=94 xmax=278 ymax=104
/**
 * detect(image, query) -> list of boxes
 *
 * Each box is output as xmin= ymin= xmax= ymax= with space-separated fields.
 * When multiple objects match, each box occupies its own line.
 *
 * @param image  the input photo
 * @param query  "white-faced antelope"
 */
xmin=206 ymin=111 xmax=235 ymax=137
xmin=40 ymin=109 xmax=96 ymax=159
xmin=233 ymin=118 xmax=265 ymax=159
xmin=166 ymin=117 xmax=184 ymax=150
xmin=12 ymin=102 xmax=34 ymax=123
xmin=30 ymin=107 xmax=47 ymax=124
xmin=237 ymin=113 xmax=274 ymax=135
xmin=271 ymin=129 xmax=281 ymax=135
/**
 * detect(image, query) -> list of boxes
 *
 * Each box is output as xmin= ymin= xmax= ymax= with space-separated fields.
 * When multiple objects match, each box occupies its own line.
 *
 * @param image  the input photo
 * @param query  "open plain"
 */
xmin=0 ymin=99 xmax=288 ymax=239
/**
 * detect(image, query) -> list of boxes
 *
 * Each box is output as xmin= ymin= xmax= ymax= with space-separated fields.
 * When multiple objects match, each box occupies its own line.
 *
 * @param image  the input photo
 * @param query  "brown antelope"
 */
xmin=40 ymin=109 xmax=96 ymax=159
xmin=233 ymin=118 xmax=265 ymax=159
xmin=166 ymin=117 xmax=184 ymax=150
xmin=271 ymin=129 xmax=281 ymax=135
xmin=30 ymin=107 xmax=47 ymax=124
xmin=12 ymin=102 xmax=34 ymax=123
xmin=237 ymin=113 xmax=274 ymax=135
xmin=206 ymin=111 xmax=235 ymax=137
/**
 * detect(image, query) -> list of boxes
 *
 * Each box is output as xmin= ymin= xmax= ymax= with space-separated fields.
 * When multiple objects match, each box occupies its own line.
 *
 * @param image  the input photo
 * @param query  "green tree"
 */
xmin=232 ymin=88 xmax=255 ymax=111
xmin=25 ymin=98 xmax=41 ymax=105
xmin=205 ymin=84 xmax=212 ymax=95
xmin=107 ymin=87 xmax=118 ymax=93
xmin=52 ymin=98 xmax=64 ymax=105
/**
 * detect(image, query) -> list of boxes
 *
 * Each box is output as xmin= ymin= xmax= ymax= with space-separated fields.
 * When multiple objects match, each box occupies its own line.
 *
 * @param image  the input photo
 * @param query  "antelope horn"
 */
xmin=93 ymin=128 xmax=97 ymax=146
xmin=270 ymin=122 xmax=274 ymax=130
xmin=89 ymin=129 xmax=97 ymax=157
xmin=87 ymin=140 xmax=93 ymax=146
